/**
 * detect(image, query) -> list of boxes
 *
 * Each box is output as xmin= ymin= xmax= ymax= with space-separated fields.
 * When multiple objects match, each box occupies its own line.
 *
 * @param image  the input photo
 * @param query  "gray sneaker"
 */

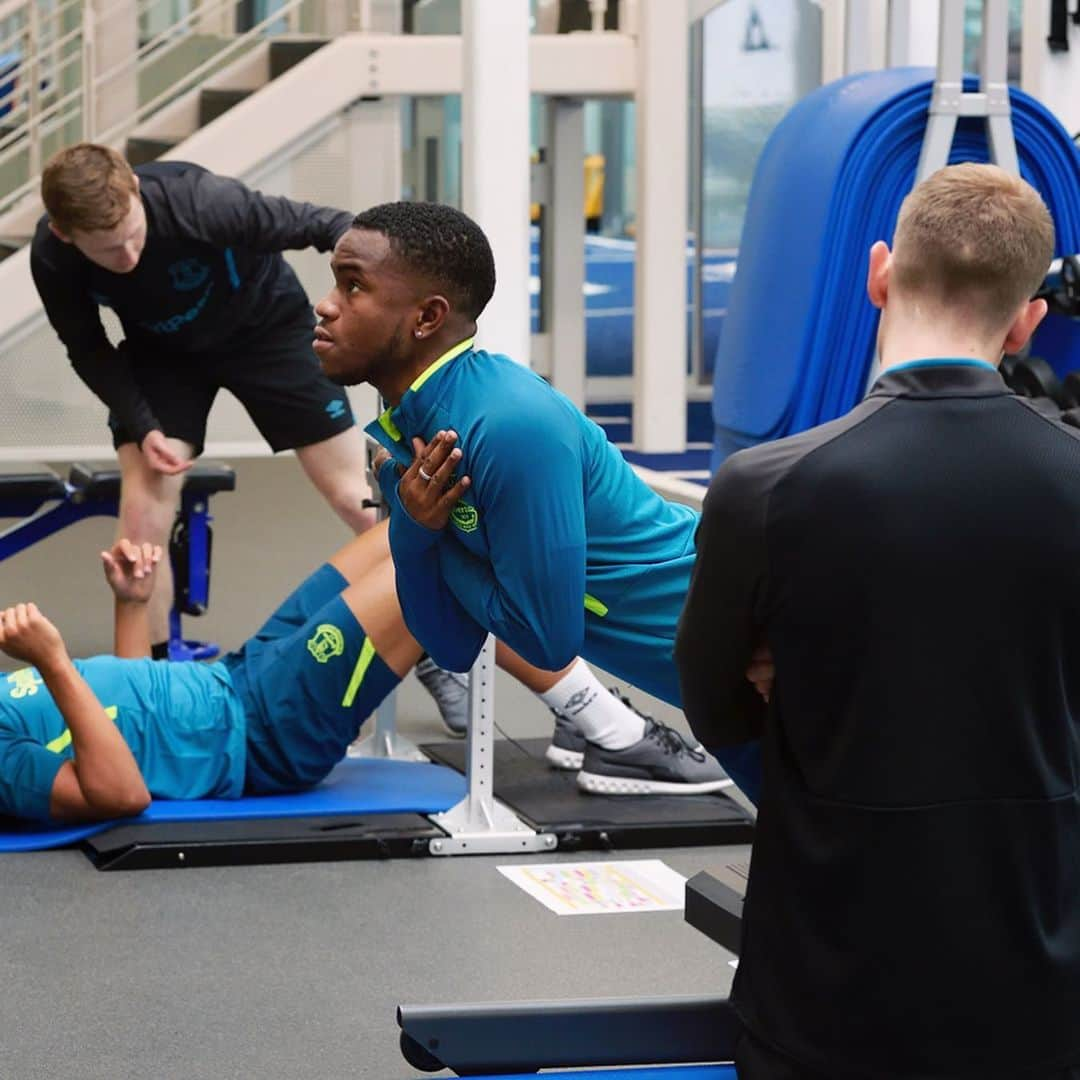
xmin=577 ymin=718 xmax=733 ymax=796
xmin=415 ymin=656 xmax=468 ymax=737
xmin=545 ymin=710 xmax=587 ymax=770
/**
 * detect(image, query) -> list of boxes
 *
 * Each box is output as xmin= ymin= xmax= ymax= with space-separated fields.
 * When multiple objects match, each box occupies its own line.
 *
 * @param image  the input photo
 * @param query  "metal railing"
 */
xmin=0 ymin=0 xmax=310 ymax=220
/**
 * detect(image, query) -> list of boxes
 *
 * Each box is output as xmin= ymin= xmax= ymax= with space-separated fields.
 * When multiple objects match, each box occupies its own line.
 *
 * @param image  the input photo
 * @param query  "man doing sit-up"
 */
xmin=312 ymin=202 xmax=755 ymax=800
xmin=0 ymin=525 xmax=419 ymax=822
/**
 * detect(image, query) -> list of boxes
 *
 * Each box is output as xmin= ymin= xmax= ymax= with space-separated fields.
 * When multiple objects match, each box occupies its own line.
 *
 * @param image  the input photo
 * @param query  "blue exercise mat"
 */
xmin=445 ymin=1067 xmax=735 ymax=1080
xmin=711 ymin=68 xmax=1080 ymax=468
xmin=0 ymin=757 xmax=466 ymax=853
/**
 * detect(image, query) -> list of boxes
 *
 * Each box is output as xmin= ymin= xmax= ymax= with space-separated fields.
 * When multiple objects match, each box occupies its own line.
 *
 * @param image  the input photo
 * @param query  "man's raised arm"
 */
xmin=0 ymin=604 xmax=150 ymax=821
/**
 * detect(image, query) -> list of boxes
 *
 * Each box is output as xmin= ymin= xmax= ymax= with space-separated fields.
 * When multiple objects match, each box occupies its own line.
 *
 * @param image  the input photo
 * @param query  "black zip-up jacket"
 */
xmin=676 ymin=361 xmax=1080 ymax=1078
xmin=30 ymin=161 xmax=353 ymax=444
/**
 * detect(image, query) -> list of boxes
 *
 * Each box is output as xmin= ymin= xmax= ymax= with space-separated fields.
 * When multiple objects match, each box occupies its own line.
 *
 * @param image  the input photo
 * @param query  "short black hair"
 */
xmin=351 ymin=202 xmax=496 ymax=321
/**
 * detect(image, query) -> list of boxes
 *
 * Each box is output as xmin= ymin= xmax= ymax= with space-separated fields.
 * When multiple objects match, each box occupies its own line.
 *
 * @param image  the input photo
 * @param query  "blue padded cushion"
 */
xmin=0 ymin=757 xmax=466 ymax=852
xmin=711 ymin=68 xmax=1080 ymax=467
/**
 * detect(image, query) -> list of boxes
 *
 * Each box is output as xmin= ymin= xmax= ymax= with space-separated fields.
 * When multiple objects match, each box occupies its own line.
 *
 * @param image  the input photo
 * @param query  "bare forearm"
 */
xmin=41 ymin=655 xmax=150 ymax=813
xmin=114 ymin=599 xmax=152 ymax=658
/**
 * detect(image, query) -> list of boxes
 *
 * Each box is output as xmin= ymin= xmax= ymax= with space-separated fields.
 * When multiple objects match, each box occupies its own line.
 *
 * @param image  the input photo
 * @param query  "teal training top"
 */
xmin=0 ymin=657 xmax=247 ymax=821
xmin=365 ymin=343 xmax=700 ymax=705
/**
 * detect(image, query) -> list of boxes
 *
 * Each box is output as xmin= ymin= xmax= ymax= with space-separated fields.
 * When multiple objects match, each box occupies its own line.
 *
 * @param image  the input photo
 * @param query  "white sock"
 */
xmin=538 ymin=659 xmax=646 ymax=750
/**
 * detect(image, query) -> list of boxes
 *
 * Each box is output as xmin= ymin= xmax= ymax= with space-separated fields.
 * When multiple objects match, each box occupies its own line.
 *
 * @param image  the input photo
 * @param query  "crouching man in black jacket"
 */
xmin=31 ymin=143 xmax=374 ymax=656
xmin=677 ymin=163 xmax=1080 ymax=1079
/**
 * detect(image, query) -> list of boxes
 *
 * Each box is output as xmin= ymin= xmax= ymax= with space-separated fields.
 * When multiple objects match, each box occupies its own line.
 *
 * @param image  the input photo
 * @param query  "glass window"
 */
xmin=963 ymin=0 xmax=1023 ymax=84
xmin=695 ymin=0 xmax=822 ymax=380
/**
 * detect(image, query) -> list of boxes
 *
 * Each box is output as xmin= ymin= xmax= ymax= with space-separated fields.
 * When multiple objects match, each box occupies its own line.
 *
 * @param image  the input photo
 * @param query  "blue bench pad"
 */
xmin=0 ymin=757 xmax=466 ymax=852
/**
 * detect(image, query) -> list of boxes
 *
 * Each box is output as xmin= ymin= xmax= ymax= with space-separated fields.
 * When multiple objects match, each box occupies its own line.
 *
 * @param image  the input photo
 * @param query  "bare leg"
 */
xmin=295 ymin=427 xmax=378 ymax=534
xmin=495 ymin=643 xmax=574 ymax=692
xmin=339 ymin=553 xmax=422 ymax=677
xmin=116 ymin=441 xmax=193 ymax=646
xmin=328 ymin=517 xmax=391 ymax=585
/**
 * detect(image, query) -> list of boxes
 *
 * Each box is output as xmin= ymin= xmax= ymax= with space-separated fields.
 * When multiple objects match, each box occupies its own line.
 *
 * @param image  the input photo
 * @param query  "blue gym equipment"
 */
xmin=0 ymin=460 xmax=236 ymax=660
xmin=709 ymin=69 xmax=1080 ymax=469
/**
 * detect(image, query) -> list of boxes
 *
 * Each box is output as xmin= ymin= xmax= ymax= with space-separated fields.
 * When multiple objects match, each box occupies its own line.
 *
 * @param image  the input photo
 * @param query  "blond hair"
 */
xmin=892 ymin=163 xmax=1055 ymax=330
xmin=41 ymin=143 xmax=138 ymax=235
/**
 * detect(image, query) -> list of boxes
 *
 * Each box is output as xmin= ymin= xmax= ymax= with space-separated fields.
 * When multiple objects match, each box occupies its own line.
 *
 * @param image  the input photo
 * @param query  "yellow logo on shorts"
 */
xmin=451 ymin=501 xmax=479 ymax=534
xmin=7 ymin=669 xmax=43 ymax=699
xmin=307 ymin=624 xmax=345 ymax=663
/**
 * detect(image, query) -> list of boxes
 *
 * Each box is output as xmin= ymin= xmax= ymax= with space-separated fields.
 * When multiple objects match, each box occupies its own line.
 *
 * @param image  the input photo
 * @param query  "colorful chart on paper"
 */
xmin=497 ymin=859 xmax=687 ymax=916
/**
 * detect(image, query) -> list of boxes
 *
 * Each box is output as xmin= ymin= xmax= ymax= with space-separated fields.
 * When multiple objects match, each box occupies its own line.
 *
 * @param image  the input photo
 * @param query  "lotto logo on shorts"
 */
xmin=307 ymin=624 xmax=345 ymax=663
xmin=451 ymin=501 xmax=480 ymax=534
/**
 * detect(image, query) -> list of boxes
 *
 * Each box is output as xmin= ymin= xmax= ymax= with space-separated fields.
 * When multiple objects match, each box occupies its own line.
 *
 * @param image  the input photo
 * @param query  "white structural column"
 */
xmin=544 ymin=98 xmax=586 ymax=408
xmin=1022 ymin=0 xmax=1080 ymax=136
xmin=819 ymin=0 xmax=847 ymax=83
xmin=90 ymin=0 xmax=138 ymax=139
xmin=844 ymin=0 xmax=887 ymax=74
xmin=633 ymin=0 xmax=688 ymax=452
xmin=886 ymin=0 xmax=940 ymax=67
xmin=461 ymin=0 xmax=532 ymax=365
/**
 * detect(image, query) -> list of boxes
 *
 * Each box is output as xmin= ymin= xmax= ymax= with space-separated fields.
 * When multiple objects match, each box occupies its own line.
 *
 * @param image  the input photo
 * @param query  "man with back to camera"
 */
xmin=676 ymin=163 xmax=1080 ymax=1078
xmin=309 ymin=201 xmax=756 ymax=799
xmin=30 ymin=142 xmax=375 ymax=660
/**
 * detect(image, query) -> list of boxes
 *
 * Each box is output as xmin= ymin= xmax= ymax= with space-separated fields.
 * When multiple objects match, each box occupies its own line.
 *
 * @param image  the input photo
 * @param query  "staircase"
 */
xmin=0 ymin=0 xmax=333 ymax=257
xmin=123 ymin=38 xmax=327 ymax=167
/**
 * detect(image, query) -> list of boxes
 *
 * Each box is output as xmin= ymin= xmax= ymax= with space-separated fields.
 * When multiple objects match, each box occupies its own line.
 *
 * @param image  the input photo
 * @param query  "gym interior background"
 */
xmin=0 ymin=1 xmax=1079 ymax=1077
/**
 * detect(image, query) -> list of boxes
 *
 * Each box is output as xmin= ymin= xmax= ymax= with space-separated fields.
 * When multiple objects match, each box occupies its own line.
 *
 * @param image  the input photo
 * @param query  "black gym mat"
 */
xmin=83 ymin=814 xmax=445 ymax=871
xmin=422 ymin=739 xmax=754 ymax=851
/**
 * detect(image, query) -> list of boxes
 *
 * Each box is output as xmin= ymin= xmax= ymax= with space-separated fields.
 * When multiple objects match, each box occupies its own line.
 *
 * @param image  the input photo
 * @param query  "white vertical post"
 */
xmin=461 ymin=0 xmax=531 ymax=366
xmin=81 ymin=1 xmax=96 ymax=140
xmin=889 ymin=0 xmax=940 ymax=66
xmin=981 ymin=0 xmax=1019 ymax=176
xmin=633 ymin=0 xmax=688 ymax=452
xmin=890 ymin=0 xmax=940 ymax=66
xmin=1021 ymin=0 xmax=1080 ymax=135
xmin=819 ymin=0 xmax=847 ymax=84
xmin=27 ymin=1 xmax=41 ymax=177
xmin=844 ymin=0 xmax=887 ymax=74
xmin=91 ymin=0 xmax=138 ymax=137
xmin=545 ymin=97 xmax=586 ymax=408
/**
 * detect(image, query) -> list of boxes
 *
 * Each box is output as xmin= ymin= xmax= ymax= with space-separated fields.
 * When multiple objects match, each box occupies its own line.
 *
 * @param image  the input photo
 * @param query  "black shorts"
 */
xmin=108 ymin=313 xmax=355 ymax=455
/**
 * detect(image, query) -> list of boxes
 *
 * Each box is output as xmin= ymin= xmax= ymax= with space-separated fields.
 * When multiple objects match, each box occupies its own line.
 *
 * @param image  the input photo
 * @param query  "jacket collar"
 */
xmin=374 ymin=336 xmax=476 ymax=443
xmin=868 ymin=358 xmax=1010 ymax=400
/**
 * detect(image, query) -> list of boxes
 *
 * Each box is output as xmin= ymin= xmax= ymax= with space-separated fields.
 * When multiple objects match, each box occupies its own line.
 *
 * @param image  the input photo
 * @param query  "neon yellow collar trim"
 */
xmin=378 ymin=409 xmax=402 ymax=441
xmin=410 ymin=336 xmax=476 ymax=392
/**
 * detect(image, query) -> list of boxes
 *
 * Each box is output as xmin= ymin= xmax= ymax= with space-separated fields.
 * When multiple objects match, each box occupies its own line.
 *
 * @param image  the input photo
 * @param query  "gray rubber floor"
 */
xmin=0 ymin=673 xmax=746 ymax=1080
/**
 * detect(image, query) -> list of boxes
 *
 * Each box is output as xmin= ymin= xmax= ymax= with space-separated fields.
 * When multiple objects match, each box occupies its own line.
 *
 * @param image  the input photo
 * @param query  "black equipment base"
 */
xmin=422 ymin=738 xmax=754 ymax=852
xmin=82 ymin=814 xmax=444 ymax=871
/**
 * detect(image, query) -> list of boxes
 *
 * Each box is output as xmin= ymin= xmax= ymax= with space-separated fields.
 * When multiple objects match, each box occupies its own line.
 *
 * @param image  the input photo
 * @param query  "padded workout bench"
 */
xmin=0 ymin=459 xmax=235 ymax=660
xmin=397 ymin=862 xmax=747 ymax=1078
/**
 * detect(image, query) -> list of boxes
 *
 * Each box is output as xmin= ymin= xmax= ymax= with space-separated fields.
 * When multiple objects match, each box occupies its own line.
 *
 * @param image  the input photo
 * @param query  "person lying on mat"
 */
xmin=311 ymin=202 xmax=753 ymax=802
xmin=0 ymin=522 xmax=432 ymax=823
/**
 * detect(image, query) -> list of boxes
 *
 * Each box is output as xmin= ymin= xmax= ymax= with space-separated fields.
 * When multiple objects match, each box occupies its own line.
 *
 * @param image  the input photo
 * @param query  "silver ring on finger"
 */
xmin=418 ymin=465 xmax=434 ymax=482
